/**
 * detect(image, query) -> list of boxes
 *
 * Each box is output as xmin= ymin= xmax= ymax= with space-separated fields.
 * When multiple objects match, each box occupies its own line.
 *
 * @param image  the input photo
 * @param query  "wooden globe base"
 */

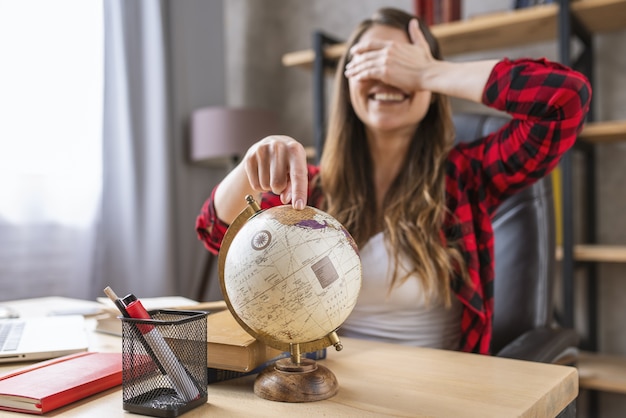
xmin=253 ymin=358 xmax=338 ymax=402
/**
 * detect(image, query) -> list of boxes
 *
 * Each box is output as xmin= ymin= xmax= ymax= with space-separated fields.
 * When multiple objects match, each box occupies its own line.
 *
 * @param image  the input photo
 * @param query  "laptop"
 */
xmin=0 ymin=315 xmax=89 ymax=363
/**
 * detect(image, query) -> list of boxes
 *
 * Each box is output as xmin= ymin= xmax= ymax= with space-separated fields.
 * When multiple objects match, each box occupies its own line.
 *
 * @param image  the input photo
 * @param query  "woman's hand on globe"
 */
xmin=243 ymin=135 xmax=309 ymax=210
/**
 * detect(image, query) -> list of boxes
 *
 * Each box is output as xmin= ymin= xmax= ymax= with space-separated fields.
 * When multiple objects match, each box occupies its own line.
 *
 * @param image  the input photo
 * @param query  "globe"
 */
xmin=218 ymin=197 xmax=362 ymax=353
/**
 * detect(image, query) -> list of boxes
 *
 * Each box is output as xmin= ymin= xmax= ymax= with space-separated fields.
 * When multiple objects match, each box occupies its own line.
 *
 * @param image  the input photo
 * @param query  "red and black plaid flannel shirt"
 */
xmin=196 ymin=58 xmax=591 ymax=355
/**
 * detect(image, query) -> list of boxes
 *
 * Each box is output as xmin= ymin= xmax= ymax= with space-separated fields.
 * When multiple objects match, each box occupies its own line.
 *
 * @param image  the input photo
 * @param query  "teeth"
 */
xmin=372 ymin=92 xmax=404 ymax=101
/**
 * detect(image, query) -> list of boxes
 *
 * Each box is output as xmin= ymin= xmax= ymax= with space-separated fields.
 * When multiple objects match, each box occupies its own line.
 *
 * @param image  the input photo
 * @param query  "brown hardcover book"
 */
xmin=96 ymin=299 xmax=275 ymax=373
xmin=207 ymin=309 xmax=282 ymax=372
xmin=415 ymin=0 xmax=461 ymax=25
xmin=95 ymin=299 xmax=227 ymax=336
xmin=441 ymin=0 xmax=461 ymax=23
xmin=414 ymin=0 xmax=434 ymax=26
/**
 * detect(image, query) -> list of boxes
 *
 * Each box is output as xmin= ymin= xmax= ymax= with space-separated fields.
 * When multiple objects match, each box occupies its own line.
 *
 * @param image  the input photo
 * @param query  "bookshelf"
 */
xmin=282 ymin=0 xmax=626 ymax=67
xmin=281 ymin=0 xmax=626 ymax=402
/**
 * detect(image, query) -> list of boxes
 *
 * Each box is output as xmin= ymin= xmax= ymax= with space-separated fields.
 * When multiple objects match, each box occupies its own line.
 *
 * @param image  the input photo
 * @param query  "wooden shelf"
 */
xmin=579 ymin=120 xmax=626 ymax=144
xmin=573 ymin=0 xmax=626 ymax=33
xmin=556 ymin=244 xmax=626 ymax=263
xmin=304 ymin=145 xmax=316 ymax=160
xmin=433 ymin=4 xmax=560 ymax=56
xmin=579 ymin=351 xmax=626 ymax=394
xmin=282 ymin=0 xmax=626 ymax=69
xmin=303 ymin=120 xmax=626 ymax=156
xmin=282 ymin=43 xmax=345 ymax=70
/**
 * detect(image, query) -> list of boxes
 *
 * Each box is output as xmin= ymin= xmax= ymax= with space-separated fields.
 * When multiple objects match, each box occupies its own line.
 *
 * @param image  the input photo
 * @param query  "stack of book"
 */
xmin=205 ymin=309 xmax=326 ymax=383
xmin=206 ymin=308 xmax=283 ymax=373
xmin=94 ymin=296 xmax=221 ymax=336
xmin=94 ymin=298 xmax=326 ymax=384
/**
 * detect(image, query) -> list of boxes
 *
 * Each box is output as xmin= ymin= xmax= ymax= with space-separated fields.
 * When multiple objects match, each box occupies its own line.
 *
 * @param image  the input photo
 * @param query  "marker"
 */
xmin=104 ymin=287 xmax=200 ymax=402
xmin=104 ymin=288 xmax=166 ymax=376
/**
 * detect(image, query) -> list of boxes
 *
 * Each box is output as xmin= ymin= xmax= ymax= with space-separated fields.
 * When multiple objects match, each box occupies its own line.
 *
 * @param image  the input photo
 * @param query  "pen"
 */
xmin=103 ymin=287 xmax=200 ymax=402
xmin=103 ymin=288 xmax=167 ymax=376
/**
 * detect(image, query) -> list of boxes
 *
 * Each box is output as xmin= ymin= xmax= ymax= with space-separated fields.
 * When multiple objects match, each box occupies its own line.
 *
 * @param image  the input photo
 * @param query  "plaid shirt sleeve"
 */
xmin=461 ymin=57 xmax=591 ymax=214
xmin=448 ymin=58 xmax=591 ymax=354
xmin=195 ymin=165 xmax=321 ymax=255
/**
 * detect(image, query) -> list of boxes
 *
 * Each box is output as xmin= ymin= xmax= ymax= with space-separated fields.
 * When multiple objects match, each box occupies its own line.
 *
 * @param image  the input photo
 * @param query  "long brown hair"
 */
xmin=319 ymin=7 xmax=467 ymax=304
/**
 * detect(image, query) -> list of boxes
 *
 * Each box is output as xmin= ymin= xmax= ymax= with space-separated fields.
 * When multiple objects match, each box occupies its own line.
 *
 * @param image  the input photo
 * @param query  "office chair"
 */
xmin=453 ymin=113 xmax=578 ymax=417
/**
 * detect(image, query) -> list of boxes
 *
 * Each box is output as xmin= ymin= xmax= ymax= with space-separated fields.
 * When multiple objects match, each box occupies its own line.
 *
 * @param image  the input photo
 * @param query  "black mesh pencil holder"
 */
xmin=121 ymin=310 xmax=208 ymax=417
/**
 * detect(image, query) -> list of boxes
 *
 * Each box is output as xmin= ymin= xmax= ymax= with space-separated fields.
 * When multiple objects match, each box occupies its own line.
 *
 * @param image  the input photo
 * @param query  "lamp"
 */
xmin=189 ymin=107 xmax=279 ymax=166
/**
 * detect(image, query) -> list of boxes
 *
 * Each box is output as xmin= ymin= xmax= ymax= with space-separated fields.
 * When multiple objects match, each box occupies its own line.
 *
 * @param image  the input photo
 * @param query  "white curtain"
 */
xmin=0 ymin=0 xmax=226 ymax=302
xmin=0 ymin=1 xmax=103 ymax=301
xmin=96 ymin=0 xmax=175 ymax=298
xmin=95 ymin=0 xmax=226 ymax=300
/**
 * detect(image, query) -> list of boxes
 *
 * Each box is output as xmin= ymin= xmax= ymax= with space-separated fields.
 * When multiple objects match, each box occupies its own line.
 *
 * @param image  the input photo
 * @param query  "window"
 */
xmin=0 ymin=0 xmax=103 ymax=300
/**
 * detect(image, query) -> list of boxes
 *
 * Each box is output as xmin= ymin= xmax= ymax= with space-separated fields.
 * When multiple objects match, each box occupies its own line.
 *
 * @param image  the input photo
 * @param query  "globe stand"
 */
xmin=253 ymin=357 xmax=338 ymax=402
xmin=217 ymin=196 xmax=361 ymax=403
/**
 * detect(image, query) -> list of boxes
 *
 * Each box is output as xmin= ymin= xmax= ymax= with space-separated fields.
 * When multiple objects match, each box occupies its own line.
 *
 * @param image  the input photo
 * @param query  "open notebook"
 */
xmin=0 ymin=315 xmax=88 ymax=364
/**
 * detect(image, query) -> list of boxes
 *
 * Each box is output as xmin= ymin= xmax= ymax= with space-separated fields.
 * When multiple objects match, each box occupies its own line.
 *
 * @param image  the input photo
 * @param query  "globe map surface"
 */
xmin=223 ymin=205 xmax=362 ymax=347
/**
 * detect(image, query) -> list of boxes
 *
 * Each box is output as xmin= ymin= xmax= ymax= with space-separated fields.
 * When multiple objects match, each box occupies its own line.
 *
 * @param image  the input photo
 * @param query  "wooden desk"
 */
xmin=0 ymin=298 xmax=577 ymax=417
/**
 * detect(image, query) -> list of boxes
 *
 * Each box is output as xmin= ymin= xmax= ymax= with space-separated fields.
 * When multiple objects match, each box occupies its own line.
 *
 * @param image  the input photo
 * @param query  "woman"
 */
xmin=196 ymin=8 xmax=591 ymax=354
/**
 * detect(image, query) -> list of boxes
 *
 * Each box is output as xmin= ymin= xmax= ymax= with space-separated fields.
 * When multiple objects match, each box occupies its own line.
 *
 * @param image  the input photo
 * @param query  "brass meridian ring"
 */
xmin=217 ymin=195 xmax=340 ymax=354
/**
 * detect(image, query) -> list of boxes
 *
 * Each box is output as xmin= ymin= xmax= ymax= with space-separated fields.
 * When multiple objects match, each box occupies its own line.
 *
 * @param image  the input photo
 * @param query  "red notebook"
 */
xmin=0 ymin=352 xmax=122 ymax=415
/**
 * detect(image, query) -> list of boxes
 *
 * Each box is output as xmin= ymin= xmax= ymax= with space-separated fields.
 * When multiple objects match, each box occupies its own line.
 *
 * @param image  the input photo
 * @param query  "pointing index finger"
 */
xmin=287 ymin=144 xmax=309 ymax=210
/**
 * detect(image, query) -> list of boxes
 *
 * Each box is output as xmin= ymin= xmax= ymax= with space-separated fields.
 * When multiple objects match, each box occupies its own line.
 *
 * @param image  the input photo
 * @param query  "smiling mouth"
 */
xmin=369 ymin=92 xmax=407 ymax=102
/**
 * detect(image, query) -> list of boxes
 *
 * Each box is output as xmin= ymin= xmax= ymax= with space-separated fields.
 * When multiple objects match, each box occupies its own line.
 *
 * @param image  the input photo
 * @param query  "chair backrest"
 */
xmin=452 ymin=113 xmax=556 ymax=354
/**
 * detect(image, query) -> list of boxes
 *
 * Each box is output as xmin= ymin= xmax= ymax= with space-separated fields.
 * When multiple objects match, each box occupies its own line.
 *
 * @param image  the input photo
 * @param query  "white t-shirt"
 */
xmin=339 ymin=232 xmax=462 ymax=349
